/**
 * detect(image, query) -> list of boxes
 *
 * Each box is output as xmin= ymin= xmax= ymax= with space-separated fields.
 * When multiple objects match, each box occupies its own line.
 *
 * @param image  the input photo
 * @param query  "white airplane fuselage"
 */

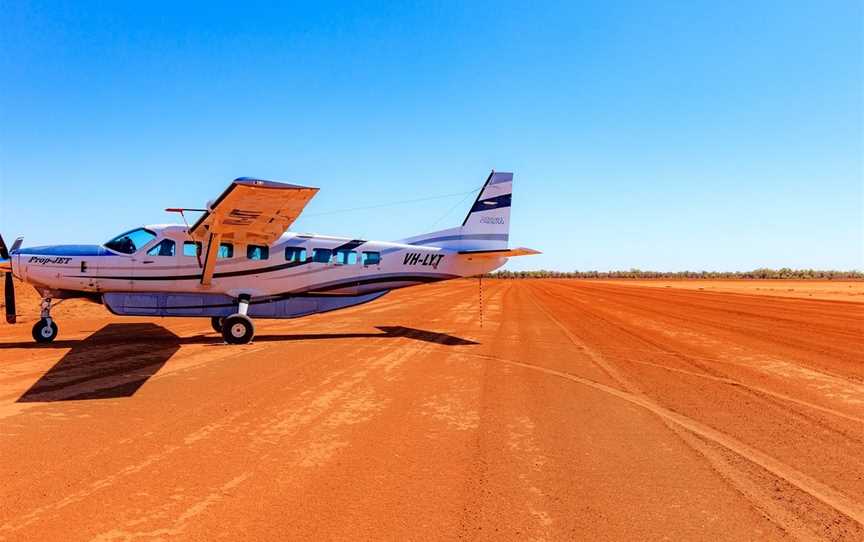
xmin=11 ymin=225 xmax=505 ymax=317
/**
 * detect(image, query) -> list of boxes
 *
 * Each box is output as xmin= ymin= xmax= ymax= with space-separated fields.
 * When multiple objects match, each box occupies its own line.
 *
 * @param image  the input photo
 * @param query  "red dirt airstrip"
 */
xmin=0 ymin=279 xmax=862 ymax=541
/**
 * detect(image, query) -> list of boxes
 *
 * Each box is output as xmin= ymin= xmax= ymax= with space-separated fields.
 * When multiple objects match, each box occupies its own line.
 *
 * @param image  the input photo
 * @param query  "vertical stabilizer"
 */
xmin=401 ymin=171 xmax=513 ymax=251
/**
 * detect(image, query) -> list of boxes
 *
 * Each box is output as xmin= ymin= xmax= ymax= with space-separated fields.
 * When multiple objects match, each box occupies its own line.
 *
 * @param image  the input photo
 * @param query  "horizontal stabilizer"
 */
xmin=457 ymin=247 xmax=541 ymax=258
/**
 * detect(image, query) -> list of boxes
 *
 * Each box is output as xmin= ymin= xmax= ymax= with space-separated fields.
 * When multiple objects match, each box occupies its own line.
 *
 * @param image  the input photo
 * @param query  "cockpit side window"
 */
xmin=104 ymin=228 xmax=157 ymax=254
xmin=147 ymin=239 xmax=176 ymax=257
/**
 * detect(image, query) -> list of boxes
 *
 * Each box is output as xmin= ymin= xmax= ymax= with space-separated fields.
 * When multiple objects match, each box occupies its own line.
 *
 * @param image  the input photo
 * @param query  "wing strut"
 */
xmin=200 ymin=232 xmax=222 ymax=286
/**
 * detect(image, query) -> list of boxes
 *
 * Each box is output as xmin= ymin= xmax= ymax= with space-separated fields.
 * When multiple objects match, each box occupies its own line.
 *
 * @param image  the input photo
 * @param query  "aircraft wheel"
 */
xmin=210 ymin=316 xmax=224 ymax=333
xmin=222 ymin=314 xmax=254 ymax=345
xmin=32 ymin=318 xmax=58 ymax=343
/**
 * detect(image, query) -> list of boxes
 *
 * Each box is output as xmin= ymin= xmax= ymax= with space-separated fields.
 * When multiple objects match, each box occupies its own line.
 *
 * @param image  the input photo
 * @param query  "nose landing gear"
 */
xmin=32 ymin=298 xmax=58 ymax=343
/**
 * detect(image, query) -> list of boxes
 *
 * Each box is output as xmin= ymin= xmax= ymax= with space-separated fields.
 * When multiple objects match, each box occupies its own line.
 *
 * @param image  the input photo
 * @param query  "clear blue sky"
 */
xmin=1 ymin=1 xmax=861 ymax=271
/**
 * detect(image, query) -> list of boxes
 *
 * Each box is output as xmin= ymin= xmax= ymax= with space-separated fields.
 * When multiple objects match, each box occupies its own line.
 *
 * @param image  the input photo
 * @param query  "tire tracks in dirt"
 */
xmin=472 ymin=350 xmax=864 ymax=538
xmin=520 ymin=282 xmax=864 ymax=539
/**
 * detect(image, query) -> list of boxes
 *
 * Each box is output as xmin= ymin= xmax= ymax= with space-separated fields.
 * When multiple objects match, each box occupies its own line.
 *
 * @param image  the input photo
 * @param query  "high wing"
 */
xmin=189 ymin=177 xmax=319 ymax=243
xmin=189 ymin=177 xmax=319 ymax=285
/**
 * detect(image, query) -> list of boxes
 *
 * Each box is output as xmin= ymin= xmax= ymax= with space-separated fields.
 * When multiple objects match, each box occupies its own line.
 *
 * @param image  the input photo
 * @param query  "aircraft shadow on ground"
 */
xmin=9 ymin=323 xmax=477 ymax=403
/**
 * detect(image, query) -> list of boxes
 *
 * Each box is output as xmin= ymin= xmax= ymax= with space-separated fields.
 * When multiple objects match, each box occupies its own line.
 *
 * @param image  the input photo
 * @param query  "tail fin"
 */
xmin=401 ymin=171 xmax=513 ymax=250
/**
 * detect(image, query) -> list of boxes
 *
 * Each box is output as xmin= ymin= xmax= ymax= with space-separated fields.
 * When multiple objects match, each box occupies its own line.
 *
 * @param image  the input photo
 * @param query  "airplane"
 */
xmin=0 ymin=170 xmax=539 ymax=344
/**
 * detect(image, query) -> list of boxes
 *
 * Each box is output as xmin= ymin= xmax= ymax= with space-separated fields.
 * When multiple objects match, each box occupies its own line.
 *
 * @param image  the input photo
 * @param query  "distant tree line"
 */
xmin=484 ymin=268 xmax=864 ymax=280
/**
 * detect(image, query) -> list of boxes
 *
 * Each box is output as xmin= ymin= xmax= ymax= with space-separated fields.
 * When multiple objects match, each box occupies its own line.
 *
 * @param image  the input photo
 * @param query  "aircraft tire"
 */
xmin=210 ymin=316 xmax=224 ymax=333
xmin=32 ymin=318 xmax=58 ymax=343
xmin=222 ymin=314 xmax=254 ymax=345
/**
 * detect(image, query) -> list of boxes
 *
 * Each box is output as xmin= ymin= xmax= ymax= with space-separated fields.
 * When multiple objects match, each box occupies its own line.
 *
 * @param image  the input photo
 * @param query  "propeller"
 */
xmin=0 ymin=233 xmax=17 ymax=324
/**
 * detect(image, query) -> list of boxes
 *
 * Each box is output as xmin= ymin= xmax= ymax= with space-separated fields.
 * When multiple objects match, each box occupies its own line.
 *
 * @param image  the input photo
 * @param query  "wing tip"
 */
xmin=233 ymin=177 xmax=319 ymax=191
xmin=509 ymin=247 xmax=541 ymax=256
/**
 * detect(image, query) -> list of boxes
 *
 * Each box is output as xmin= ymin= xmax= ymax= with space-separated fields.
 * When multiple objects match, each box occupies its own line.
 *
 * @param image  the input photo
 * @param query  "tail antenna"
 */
xmin=478 ymin=275 xmax=483 ymax=329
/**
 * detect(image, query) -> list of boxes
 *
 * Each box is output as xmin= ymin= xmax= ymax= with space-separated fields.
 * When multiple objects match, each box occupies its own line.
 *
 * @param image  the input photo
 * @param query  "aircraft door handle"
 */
xmin=142 ymin=260 xmax=154 ymax=264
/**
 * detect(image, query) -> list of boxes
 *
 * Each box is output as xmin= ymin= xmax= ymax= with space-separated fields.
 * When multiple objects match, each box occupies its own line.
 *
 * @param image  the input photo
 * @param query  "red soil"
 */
xmin=0 ymin=279 xmax=862 ymax=540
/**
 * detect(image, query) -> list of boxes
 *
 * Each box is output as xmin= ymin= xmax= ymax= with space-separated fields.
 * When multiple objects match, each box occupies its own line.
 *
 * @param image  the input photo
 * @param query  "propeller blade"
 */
xmin=10 ymin=237 xmax=23 ymax=253
xmin=0 ymin=233 xmax=8 ymax=260
xmin=4 ymin=272 xmax=15 ymax=324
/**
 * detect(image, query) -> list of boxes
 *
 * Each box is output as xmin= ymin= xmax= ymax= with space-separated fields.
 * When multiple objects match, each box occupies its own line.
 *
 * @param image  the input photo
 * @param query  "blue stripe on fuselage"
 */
xmin=14 ymin=245 xmax=112 ymax=256
xmin=407 ymin=233 xmax=509 ymax=246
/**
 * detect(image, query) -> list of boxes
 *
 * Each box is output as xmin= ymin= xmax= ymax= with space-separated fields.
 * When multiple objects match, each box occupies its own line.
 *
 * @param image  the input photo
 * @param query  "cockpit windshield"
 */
xmin=104 ymin=228 xmax=157 ymax=254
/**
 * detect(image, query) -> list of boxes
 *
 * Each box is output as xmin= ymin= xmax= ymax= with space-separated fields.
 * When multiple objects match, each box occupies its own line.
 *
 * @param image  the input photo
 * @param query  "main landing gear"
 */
xmin=210 ymin=316 xmax=224 ymax=334
xmin=32 ymin=297 xmax=58 ymax=343
xmin=219 ymin=294 xmax=255 ymax=345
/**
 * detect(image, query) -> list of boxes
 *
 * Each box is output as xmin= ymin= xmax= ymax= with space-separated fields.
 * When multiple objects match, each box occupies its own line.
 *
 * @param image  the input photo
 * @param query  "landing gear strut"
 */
xmin=32 ymin=297 xmax=58 ymax=343
xmin=221 ymin=294 xmax=254 ymax=345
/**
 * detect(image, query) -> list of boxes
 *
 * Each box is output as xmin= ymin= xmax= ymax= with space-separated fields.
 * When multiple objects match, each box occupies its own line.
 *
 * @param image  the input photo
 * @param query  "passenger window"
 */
xmin=218 ymin=243 xmax=234 ymax=259
xmin=335 ymin=250 xmax=358 ymax=265
xmin=362 ymin=251 xmax=381 ymax=266
xmin=285 ymin=247 xmax=307 ymax=262
xmin=247 ymin=245 xmax=269 ymax=260
xmin=183 ymin=241 xmax=202 ymax=257
xmin=312 ymin=248 xmax=332 ymax=263
xmin=146 ymin=239 xmax=176 ymax=257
